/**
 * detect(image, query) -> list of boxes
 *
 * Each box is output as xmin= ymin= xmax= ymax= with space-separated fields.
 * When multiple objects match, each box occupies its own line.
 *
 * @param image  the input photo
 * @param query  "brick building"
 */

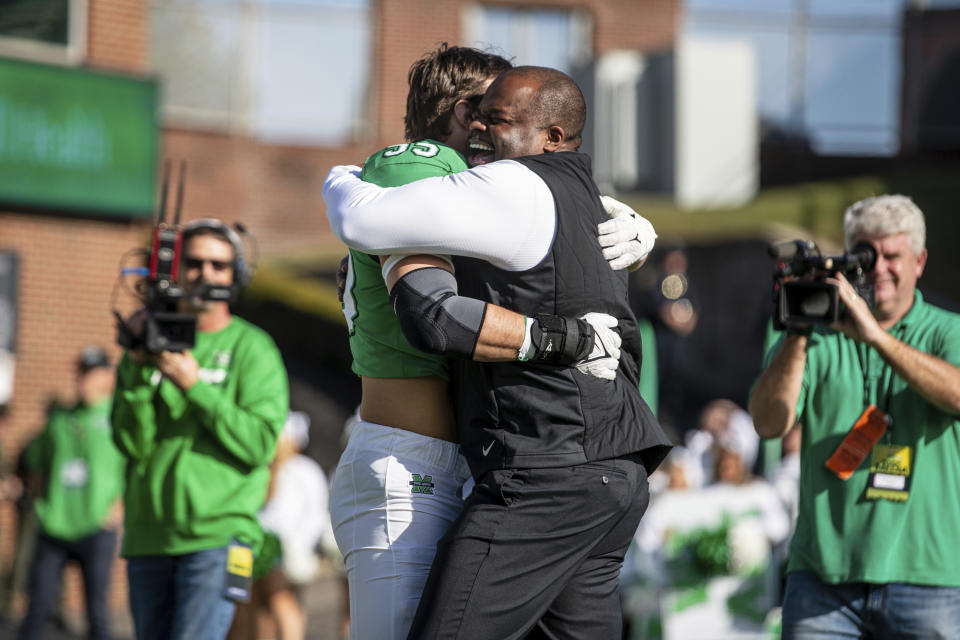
xmin=0 ymin=0 xmax=679 ymax=630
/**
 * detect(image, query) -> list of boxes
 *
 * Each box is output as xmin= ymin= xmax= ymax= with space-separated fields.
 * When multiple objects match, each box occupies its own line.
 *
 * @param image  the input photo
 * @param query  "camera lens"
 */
xmin=799 ymin=290 xmax=833 ymax=317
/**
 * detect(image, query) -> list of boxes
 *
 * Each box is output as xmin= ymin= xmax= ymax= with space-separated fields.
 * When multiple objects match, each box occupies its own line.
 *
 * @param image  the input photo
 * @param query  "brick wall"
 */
xmin=0 ymin=0 xmax=151 ymax=626
xmin=87 ymin=0 xmax=149 ymax=73
xmin=159 ymin=130 xmax=376 ymax=258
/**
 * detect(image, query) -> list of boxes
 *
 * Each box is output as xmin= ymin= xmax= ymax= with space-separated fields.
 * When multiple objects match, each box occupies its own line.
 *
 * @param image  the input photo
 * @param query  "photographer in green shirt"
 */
xmin=750 ymin=195 xmax=960 ymax=639
xmin=112 ymin=220 xmax=289 ymax=640
xmin=18 ymin=346 xmax=124 ymax=640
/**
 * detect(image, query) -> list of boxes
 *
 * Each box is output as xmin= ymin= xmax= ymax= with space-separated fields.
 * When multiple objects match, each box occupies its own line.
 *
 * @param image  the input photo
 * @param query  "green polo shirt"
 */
xmin=24 ymin=398 xmax=125 ymax=541
xmin=767 ymin=290 xmax=960 ymax=586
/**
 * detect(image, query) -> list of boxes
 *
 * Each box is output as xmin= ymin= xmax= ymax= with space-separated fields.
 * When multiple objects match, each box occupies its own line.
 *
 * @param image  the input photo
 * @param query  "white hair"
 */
xmin=843 ymin=194 xmax=925 ymax=255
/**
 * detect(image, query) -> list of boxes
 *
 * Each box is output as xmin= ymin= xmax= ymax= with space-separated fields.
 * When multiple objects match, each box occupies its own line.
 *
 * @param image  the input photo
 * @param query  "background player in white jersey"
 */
xmin=328 ymin=46 xmax=656 ymax=639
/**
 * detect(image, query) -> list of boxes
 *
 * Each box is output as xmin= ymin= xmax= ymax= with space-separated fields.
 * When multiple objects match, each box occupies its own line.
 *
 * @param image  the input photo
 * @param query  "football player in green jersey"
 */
xmin=328 ymin=46 xmax=656 ymax=640
xmin=330 ymin=46 xmax=512 ymax=640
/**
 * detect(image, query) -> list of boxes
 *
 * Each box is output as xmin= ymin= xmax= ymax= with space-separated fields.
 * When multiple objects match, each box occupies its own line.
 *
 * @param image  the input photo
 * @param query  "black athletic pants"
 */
xmin=407 ymin=455 xmax=650 ymax=640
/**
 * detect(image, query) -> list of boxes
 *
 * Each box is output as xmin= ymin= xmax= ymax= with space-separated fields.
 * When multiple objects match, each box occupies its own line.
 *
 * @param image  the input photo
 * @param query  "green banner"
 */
xmin=0 ymin=57 xmax=158 ymax=218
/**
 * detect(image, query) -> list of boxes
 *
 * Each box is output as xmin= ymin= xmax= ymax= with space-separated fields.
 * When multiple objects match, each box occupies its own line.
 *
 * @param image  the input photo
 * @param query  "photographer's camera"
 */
xmin=771 ymin=239 xmax=877 ymax=330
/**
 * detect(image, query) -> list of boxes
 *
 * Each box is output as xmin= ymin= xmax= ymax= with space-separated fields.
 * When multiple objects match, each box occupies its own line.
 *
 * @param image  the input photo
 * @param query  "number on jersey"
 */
xmin=382 ymin=141 xmax=440 ymax=158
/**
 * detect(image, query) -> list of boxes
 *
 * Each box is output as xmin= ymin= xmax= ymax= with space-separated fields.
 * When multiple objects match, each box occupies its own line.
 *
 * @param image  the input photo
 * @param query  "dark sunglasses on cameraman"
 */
xmin=184 ymin=256 xmax=232 ymax=272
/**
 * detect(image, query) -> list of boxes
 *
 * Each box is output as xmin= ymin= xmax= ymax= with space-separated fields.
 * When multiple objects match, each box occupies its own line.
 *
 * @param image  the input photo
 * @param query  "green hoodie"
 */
xmin=24 ymin=398 xmax=124 ymax=541
xmin=112 ymin=316 xmax=289 ymax=557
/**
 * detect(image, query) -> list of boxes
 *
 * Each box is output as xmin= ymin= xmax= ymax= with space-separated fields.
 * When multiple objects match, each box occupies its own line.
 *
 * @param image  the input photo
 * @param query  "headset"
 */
xmin=181 ymin=218 xmax=257 ymax=293
xmin=113 ymin=161 xmax=260 ymax=352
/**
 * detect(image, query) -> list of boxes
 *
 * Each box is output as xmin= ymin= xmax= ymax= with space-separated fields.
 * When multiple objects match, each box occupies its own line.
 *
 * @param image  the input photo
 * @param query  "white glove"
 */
xmin=575 ymin=312 xmax=622 ymax=380
xmin=598 ymin=195 xmax=657 ymax=271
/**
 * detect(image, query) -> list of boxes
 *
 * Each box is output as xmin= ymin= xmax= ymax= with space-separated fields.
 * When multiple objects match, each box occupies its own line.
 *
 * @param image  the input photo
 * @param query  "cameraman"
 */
xmin=111 ymin=219 xmax=289 ymax=640
xmin=749 ymin=195 xmax=960 ymax=639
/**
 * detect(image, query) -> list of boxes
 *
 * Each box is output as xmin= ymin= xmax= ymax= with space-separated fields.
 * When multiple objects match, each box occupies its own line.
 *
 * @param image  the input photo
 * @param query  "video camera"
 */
xmin=114 ymin=161 xmax=236 ymax=353
xmin=770 ymin=239 xmax=877 ymax=330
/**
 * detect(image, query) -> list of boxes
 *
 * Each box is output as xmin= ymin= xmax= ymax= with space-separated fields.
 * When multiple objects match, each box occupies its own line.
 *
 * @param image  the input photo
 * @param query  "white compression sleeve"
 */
xmin=322 ymin=161 xmax=556 ymax=272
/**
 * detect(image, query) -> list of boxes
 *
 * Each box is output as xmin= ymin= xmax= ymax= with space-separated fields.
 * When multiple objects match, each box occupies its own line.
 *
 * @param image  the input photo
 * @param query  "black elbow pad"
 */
xmin=389 ymin=267 xmax=486 ymax=359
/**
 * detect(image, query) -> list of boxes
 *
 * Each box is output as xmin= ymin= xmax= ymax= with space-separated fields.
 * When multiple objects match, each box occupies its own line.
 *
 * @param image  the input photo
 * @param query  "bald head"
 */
xmin=469 ymin=66 xmax=587 ymax=163
xmin=505 ymin=66 xmax=586 ymax=150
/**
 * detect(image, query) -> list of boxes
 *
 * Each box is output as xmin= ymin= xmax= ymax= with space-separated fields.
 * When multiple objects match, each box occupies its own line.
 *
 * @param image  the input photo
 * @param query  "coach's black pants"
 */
xmin=407 ymin=455 xmax=649 ymax=640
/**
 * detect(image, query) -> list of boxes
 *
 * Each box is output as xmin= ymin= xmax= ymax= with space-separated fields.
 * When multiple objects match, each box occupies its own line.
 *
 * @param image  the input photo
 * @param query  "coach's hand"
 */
xmin=575 ymin=312 xmax=622 ymax=381
xmin=598 ymin=196 xmax=657 ymax=271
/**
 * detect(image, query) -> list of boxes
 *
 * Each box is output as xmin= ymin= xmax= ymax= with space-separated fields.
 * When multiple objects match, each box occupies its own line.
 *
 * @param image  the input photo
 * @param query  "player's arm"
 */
xmin=386 ymin=257 xmax=622 ymax=380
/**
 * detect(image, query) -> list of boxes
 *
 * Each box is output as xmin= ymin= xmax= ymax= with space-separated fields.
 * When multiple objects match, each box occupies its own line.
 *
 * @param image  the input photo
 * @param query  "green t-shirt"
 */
xmin=766 ymin=290 xmax=960 ymax=586
xmin=111 ymin=316 xmax=289 ymax=556
xmin=343 ymin=140 xmax=468 ymax=379
xmin=24 ymin=398 xmax=124 ymax=541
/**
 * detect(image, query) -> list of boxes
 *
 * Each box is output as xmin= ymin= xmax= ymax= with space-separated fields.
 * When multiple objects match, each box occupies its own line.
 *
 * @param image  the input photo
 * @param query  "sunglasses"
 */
xmin=184 ymin=256 xmax=232 ymax=272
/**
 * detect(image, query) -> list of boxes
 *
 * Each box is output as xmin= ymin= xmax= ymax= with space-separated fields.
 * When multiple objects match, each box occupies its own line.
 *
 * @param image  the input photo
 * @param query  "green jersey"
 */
xmin=112 ymin=316 xmax=289 ymax=557
xmin=343 ymin=140 xmax=469 ymax=379
xmin=24 ymin=398 xmax=124 ymax=541
xmin=761 ymin=291 xmax=960 ymax=586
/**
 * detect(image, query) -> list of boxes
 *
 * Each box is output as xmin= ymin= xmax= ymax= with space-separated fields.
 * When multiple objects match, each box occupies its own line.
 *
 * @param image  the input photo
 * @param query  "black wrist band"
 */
xmin=529 ymin=314 xmax=595 ymax=364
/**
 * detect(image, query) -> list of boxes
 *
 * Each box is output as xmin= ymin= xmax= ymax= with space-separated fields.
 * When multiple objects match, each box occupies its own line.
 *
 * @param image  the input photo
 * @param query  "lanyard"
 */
xmin=856 ymin=326 xmax=904 ymax=440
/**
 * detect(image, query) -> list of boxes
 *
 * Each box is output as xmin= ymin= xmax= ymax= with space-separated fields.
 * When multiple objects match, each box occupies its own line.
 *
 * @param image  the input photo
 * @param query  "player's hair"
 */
xmin=506 ymin=66 xmax=587 ymax=150
xmin=843 ymin=194 xmax=926 ymax=255
xmin=405 ymin=44 xmax=512 ymax=142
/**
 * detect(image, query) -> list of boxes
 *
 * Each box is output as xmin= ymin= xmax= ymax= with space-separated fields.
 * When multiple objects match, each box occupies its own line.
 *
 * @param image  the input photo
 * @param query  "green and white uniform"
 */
xmin=330 ymin=140 xmax=472 ymax=640
xmin=342 ymin=140 xmax=466 ymax=379
xmin=112 ymin=316 xmax=289 ymax=557
xmin=763 ymin=290 xmax=960 ymax=586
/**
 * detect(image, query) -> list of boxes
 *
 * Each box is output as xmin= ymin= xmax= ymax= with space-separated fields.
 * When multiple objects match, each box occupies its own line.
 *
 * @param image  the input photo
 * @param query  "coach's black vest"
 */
xmin=451 ymin=152 xmax=672 ymax=480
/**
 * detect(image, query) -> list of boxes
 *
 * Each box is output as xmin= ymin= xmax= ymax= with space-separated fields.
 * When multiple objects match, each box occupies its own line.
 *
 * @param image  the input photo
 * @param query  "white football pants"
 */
xmin=329 ymin=420 xmax=471 ymax=640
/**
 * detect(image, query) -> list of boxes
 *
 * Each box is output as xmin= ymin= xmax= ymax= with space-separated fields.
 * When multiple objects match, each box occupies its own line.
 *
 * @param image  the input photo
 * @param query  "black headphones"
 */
xmin=181 ymin=218 xmax=254 ymax=289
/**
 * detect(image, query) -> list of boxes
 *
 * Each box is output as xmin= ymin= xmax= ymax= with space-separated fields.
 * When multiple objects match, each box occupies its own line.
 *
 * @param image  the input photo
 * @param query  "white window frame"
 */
xmin=461 ymin=3 xmax=593 ymax=73
xmin=0 ymin=0 xmax=88 ymax=66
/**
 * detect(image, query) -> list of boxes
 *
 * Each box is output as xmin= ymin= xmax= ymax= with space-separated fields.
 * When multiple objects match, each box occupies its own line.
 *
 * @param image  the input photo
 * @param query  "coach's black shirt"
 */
xmin=451 ymin=152 xmax=672 ymax=480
